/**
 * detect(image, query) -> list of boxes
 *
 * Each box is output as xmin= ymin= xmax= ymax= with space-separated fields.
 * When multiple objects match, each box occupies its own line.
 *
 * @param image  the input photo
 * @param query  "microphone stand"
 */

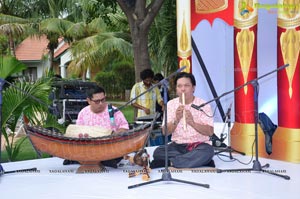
xmin=0 ymin=78 xmax=37 ymax=177
xmin=128 ymin=66 xmax=209 ymax=189
xmin=192 ymin=64 xmax=290 ymax=180
xmin=214 ymin=103 xmax=245 ymax=159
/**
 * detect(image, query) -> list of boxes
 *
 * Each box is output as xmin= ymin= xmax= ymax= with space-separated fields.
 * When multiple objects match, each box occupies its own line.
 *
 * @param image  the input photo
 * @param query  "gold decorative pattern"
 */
xmin=278 ymin=17 xmax=300 ymax=28
xmin=280 ymin=29 xmax=300 ymax=98
xmin=178 ymin=10 xmax=191 ymax=73
xmin=282 ymin=0 xmax=300 ymax=19
xmin=231 ymin=123 xmax=300 ymax=163
xmin=179 ymin=12 xmax=189 ymax=52
xmin=179 ymin=58 xmax=191 ymax=73
xmin=234 ymin=15 xmax=258 ymax=29
xmin=195 ymin=0 xmax=228 ymax=13
xmin=230 ymin=122 xmax=265 ymax=155
xmin=236 ymin=29 xmax=255 ymax=94
xmin=263 ymin=127 xmax=300 ymax=163
xmin=177 ymin=49 xmax=192 ymax=58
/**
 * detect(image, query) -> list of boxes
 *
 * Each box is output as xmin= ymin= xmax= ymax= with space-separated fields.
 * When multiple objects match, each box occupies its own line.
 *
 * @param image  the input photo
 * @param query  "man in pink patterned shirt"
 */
xmin=64 ymin=86 xmax=129 ymax=168
xmin=150 ymin=72 xmax=215 ymax=168
xmin=76 ymin=86 xmax=129 ymax=133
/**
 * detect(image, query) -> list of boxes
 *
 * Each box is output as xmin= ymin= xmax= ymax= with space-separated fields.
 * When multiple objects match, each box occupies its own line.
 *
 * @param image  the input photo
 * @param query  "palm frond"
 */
xmin=40 ymin=18 xmax=74 ymax=35
xmin=68 ymin=31 xmax=132 ymax=75
xmin=0 ymin=56 xmax=27 ymax=79
xmin=0 ymin=14 xmax=30 ymax=24
xmin=2 ymin=78 xmax=52 ymax=129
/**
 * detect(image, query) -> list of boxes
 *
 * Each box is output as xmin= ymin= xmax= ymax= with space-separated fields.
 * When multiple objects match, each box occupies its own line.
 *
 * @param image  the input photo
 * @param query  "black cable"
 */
xmin=215 ymin=136 xmax=255 ymax=166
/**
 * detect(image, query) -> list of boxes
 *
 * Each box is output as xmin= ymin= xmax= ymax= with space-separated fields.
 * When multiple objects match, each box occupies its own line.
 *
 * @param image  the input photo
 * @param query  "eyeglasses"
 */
xmin=90 ymin=97 xmax=106 ymax=104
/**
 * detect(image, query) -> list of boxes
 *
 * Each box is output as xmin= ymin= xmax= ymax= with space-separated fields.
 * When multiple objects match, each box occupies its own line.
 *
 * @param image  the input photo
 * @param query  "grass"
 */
xmin=1 ymin=138 xmax=51 ymax=163
xmin=1 ymin=104 xmax=135 ymax=163
xmin=119 ymin=105 xmax=135 ymax=123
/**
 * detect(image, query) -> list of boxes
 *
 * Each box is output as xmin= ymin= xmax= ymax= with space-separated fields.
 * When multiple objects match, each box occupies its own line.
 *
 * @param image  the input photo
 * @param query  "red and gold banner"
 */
xmin=234 ymin=24 xmax=257 ymax=123
xmin=266 ymin=0 xmax=300 ymax=163
xmin=177 ymin=0 xmax=192 ymax=73
xmin=191 ymin=0 xmax=234 ymax=29
xmin=231 ymin=0 xmax=259 ymax=155
xmin=277 ymin=10 xmax=300 ymax=129
xmin=233 ymin=0 xmax=258 ymax=123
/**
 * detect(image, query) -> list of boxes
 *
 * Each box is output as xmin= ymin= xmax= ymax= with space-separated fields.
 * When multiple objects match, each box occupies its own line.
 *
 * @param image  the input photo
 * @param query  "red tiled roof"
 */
xmin=15 ymin=35 xmax=70 ymax=61
xmin=15 ymin=35 xmax=49 ymax=61
xmin=54 ymin=41 xmax=69 ymax=58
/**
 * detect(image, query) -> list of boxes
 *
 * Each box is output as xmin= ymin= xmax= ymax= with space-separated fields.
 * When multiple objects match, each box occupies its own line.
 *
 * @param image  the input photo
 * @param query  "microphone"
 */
xmin=108 ymin=104 xmax=116 ymax=126
xmin=214 ymin=103 xmax=232 ymax=146
xmin=191 ymin=103 xmax=205 ymax=111
xmin=225 ymin=102 xmax=233 ymax=119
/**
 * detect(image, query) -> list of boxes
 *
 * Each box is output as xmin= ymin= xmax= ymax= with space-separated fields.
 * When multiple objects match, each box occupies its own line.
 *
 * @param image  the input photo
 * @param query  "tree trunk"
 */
xmin=131 ymin=30 xmax=151 ymax=82
xmin=9 ymin=34 xmax=15 ymax=56
xmin=117 ymin=0 xmax=164 ymax=82
xmin=49 ymin=48 xmax=54 ymax=72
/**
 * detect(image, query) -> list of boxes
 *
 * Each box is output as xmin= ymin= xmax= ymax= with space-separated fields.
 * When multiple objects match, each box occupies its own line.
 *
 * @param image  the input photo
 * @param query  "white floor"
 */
xmin=1 ymin=146 xmax=299 ymax=199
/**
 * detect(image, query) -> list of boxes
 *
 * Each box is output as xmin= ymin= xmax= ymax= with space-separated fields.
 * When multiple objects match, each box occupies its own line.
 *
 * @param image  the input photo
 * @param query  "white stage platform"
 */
xmin=1 ymin=146 xmax=299 ymax=199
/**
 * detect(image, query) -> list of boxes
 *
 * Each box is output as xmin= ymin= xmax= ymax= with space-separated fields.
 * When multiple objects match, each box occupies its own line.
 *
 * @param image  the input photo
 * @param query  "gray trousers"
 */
xmin=152 ymin=142 xmax=214 ymax=168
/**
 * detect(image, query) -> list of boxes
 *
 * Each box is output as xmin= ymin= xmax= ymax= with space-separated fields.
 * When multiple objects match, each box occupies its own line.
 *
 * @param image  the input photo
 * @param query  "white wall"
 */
xmin=59 ymin=50 xmax=72 ymax=78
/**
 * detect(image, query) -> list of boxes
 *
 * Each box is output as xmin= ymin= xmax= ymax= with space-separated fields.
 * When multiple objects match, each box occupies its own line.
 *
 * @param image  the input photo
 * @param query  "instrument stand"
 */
xmin=217 ymin=80 xmax=290 ymax=180
xmin=191 ymin=64 xmax=291 ymax=180
xmin=0 ymin=78 xmax=37 ymax=177
xmin=214 ymin=104 xmax=245 ymax=159
xmin=128 ymin=68 xmax=209 ymax=189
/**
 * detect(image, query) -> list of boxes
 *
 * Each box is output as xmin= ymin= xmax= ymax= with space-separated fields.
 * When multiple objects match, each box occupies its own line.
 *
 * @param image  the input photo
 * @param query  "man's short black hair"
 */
xmin=87 ymin=85 xmax=105 ymax=98
xmin=140 ymin=69 xmax=154 ymax=80
xmin=153 ymin=73 xmax=164 ymax=82
xmin=175 ymin=72 xmax=196 ymax=86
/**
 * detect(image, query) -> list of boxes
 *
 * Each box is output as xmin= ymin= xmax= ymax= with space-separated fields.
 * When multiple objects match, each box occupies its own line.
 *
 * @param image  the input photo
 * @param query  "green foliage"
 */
xmin=1 ymin=137 xmax=51 ymax=162
xmin=0 ymin=34 xmax=8 ymax=54
xmin=2 ymin=134 xmax=27 ymax=162
xmin=94 ymin=71 xmax=116 ymax=98
xmin=149 ymin=0 xmax=177 ymax=75
xmin=94 ymin=60 xmax=135 ymax=99
xmin=121 ymin=105 xmax=134 ymax=123
xmin=112 ymin=60 xmax=135 ymax=90
xmin=0 ymin=57 xmax=64 ymax=161
xmin=76 ymin=0 xmax=118 ymax=24
xmin=1 ymin=77 xmax=53 ymax=161
xmin=0 ymin=55 xmax=27 ymax=78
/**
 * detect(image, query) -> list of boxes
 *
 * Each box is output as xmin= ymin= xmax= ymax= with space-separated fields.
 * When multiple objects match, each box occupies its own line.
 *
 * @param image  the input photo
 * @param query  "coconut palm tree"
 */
xmin=66 ymin=17 xmax=133 ymax=80
xmin=78 ymin=0 xmax=173 ymax=81
xmin=0 ymin=14 xmax=32 ymax=56
xmin=38 ymin=18 xmax=74 ymax=71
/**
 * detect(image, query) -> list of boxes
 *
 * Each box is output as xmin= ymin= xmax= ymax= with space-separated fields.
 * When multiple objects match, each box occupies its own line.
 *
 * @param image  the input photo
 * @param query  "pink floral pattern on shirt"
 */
xmin=166 ymin=97 xmax=213 ymax=144
xmin=76 ymin=105 xmax=129 ymax=132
